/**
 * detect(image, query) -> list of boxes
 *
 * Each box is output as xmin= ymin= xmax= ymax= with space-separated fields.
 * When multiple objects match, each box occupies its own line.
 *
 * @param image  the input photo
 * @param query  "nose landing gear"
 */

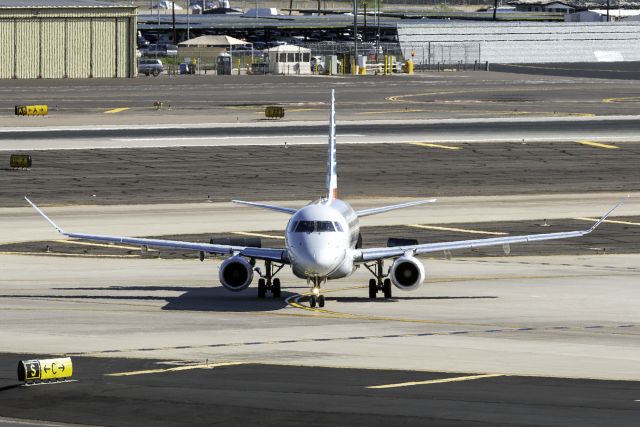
xmin=256 ymin=260 xmax=284 ymax=299
xmin=365 ymin=259 xmax=392 ymax=299
xmin=307 ymin=277 xmax=326 ymax=308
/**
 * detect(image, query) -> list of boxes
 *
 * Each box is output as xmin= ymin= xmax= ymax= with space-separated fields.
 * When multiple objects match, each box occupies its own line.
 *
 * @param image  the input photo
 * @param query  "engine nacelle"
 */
xmin=219 ymin=256 xmax=253 ymax=292
xmin=389 ymin=256 xmax=425 ymax=291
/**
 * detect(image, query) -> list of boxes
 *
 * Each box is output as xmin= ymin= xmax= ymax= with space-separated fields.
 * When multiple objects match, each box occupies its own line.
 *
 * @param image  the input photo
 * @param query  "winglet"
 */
xmin=24 ymin=196 xmax=66 ymax=235
xmin=588 ymin=196 xmax=629 ymax=232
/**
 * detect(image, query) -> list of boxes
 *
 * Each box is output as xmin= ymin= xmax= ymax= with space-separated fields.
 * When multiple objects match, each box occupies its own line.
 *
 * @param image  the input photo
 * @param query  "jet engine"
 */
xmin=389 ymin=256 xmax=425 ymax=291
xmin=219 ymin=256 xmax=254 ymax=292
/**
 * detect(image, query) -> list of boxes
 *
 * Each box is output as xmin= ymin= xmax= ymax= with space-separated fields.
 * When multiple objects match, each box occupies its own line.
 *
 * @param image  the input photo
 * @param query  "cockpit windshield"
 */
xmin=316 ymin=221 xmax=335 ymax=232
xmin=293 ymin=220 xmax=338 ymax=233
xmin=294 ymin=221 xmax=315 ymax=233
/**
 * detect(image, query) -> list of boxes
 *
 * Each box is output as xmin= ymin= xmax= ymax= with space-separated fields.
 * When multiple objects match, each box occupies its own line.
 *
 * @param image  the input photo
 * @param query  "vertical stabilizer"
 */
xmin=326 ymin=89 xmax=338 ymax=200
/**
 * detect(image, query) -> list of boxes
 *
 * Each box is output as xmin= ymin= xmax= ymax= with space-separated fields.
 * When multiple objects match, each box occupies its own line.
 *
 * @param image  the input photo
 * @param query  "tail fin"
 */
xmin=325 ymin=89 xmax=338 ymax=200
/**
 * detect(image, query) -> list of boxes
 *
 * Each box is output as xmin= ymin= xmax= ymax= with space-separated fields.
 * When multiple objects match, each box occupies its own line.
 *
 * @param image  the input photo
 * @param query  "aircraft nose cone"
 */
xmin=293 ymin=245 xmax=342 ymax=276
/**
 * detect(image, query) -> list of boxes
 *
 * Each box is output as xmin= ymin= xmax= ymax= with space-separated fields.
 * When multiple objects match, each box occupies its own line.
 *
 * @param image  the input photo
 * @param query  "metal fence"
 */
xmin=399 ymin=42 xmax=482 ymax=68
xmin=294 ymin=41 xmax=403 ymax=61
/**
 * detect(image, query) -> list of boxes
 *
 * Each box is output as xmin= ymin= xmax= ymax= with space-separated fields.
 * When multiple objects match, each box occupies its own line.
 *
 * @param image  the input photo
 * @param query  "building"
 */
xmin=510 ymin=1 xmax=577 ymax=13
xmin=565 ymin=10 xmax=608 ymax=22
xmin=398 ymin=21 xmax=640 ymax=65
xmin=265 ymin=45 xmax=311 ymax=75
xmin=178 ymin=35 xmax=251 ymax=61
xmin=0 ymin=0 xmax=137 ymax=79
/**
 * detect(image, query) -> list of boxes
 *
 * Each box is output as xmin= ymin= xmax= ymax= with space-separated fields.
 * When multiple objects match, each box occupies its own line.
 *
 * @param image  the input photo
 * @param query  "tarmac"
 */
xmin=0 ymin=71 xmax=639 ymax=426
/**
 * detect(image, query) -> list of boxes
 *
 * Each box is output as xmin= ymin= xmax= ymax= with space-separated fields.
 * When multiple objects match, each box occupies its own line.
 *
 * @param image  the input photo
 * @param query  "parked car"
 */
xmin=141 ymin=44 xmax=178 ymax=57
xmin=138 ymin=59 xmax=164 ymax=76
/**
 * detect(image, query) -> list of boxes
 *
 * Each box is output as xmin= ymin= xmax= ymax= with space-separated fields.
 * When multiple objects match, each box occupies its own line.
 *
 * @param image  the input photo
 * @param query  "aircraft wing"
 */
xmin=355 ymin=199 xmax=626 ymax=263
xmin=356 ymin=199 xmax=437 ymax=217
xmin=232 ymin=200 xmax=298 ymax=215
xmin=25 ymin=197 xmax=287 ymax=263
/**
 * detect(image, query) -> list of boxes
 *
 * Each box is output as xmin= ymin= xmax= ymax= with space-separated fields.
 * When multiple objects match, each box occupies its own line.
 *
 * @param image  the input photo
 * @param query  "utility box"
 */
xmin=357 ymin=55 xmax=367 ymax=75
xmin=216 ymin=54 xmax=232 ymax=75
xmin=325 ymin=55 xmax=339 ymax=75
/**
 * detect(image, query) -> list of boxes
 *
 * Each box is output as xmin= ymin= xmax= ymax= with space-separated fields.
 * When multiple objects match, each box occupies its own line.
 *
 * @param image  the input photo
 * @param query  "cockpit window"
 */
xmin=294 ymin=221 xmax=315 ymax=233
xmin=334 ymin=222 xmax=344 ymax=232
xmin=316 ymin=221 xmax=335 ymax=232
xmin=289 ymin=221 xmax=298 ymax=232
xmin=292 ymin=220 xmax=338 ymax=233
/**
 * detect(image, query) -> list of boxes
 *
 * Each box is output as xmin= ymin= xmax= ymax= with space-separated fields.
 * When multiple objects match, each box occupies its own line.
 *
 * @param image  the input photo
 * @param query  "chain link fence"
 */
xmin=400 ymin=42 xmax=486 ymax=70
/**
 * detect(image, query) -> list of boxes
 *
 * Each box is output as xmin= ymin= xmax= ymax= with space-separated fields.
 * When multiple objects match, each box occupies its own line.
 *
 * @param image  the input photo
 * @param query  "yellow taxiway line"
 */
xmin=408 ymin=224 xmax=508 ymax=236
xmin=577 ymin=140 xmax=619 ymax=149
xmin=285 ymin=287 xmax=498 ymax=325
xmin=104 ymin=107 xmax=130 ymax=114
xmin=408 ymin=142 xmax=462 ymax=150
xmin=106 ymin=361 xmax=246 ymax=377
xmin=367 ymin=373 xmax=506 ymax=389
xmin=574 ymin=217 xmax=640 ymax=227
xmin=231 ymin=231 xmax=285 ymax=240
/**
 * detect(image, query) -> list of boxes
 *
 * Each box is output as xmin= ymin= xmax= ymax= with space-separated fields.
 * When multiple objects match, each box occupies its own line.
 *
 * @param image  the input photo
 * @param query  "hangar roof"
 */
xmin=0 ymin=0 xmax=128 ymax=7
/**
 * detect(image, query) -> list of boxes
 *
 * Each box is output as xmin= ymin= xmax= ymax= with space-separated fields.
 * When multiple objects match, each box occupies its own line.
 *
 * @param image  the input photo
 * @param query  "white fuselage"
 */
xmin=285 ymin=199 xmax=359 ymax=280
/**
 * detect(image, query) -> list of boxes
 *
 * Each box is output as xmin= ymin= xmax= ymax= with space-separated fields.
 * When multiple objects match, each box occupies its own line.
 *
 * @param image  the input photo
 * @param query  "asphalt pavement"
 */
xmin=2 ymin=141 xmax=638 ymax=207
xmin=492 ymin=62 xmax=640 ymax=80
xmin=0 ymin=354 xmax=638 ymax=427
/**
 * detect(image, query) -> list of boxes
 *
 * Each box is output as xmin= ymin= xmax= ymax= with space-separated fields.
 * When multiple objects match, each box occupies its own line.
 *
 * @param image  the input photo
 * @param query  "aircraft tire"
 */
xmin=310 ymin=295 xmax=316 ymax=308
xmin=368 ymin=279 xmax=377 ymax=299
xmin=272 ymin=278 xmax=281 ymax=298
xmin=318 ymin=295 xmax=325 ymax=307
xmin=258 ymin=278 xmax=266 ymax=298
xmin=383 ymin=278 xmax=392 ymax=299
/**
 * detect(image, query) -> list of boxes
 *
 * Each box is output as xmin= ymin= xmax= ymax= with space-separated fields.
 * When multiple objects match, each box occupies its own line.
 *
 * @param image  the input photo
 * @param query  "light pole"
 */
xmin=353 ymin=0 xmax=358 ymax=70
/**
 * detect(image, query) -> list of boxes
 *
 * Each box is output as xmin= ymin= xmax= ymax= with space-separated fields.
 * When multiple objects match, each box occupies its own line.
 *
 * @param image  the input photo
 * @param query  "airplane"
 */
xmin=26 ymin=89 xmax=625 ymax=308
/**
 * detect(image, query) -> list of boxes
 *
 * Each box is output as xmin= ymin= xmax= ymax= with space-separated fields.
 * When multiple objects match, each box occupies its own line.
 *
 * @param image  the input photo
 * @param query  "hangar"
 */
xmin=0 ymin=0 xmax=137 ymax=79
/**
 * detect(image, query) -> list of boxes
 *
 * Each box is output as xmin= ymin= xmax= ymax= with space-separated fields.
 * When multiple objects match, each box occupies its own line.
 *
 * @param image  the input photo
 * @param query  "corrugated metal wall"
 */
xmin=42 ymin=19 xmax=65 ymax=78
xmin=0 ymin=6 xmax=136 ymax=79
xmin=15 ymin=20 xmax=39 ymax=79
xmin=398 ymin=22 xmax=640 ymax=64
xmin=0 ymin=19 xmax=14 ymax=78
xmin=66 ymin=20 xmax=91 ymax=78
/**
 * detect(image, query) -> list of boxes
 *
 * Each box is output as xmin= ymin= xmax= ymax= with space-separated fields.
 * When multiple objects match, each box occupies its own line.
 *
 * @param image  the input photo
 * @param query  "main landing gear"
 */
xmin=307 ymin=277 xmax=326 ymax=308
xmin=256 ymin=260 xmax=284 ymax=299
xmin=364 ymin=259 xmax=392 ymax=299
